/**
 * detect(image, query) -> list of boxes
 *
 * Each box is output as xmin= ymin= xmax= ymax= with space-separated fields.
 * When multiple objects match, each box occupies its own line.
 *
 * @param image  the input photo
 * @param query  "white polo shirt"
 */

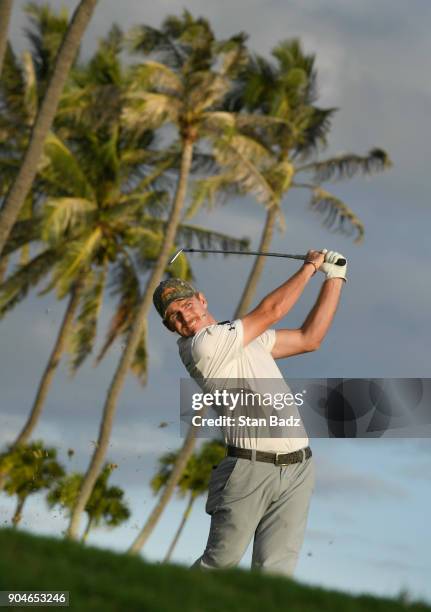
xmin=178 ymin=319 xmax=309 ymax=453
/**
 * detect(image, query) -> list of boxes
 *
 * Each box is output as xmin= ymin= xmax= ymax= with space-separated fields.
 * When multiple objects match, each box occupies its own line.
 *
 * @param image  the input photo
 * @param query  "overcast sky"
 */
xmin=1 ymin=0 xmax=431 ymax=604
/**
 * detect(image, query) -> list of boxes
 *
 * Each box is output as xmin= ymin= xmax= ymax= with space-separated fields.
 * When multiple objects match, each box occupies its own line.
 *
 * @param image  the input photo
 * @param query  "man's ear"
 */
xmin=196 ymin=292 xmax=207 ymax=308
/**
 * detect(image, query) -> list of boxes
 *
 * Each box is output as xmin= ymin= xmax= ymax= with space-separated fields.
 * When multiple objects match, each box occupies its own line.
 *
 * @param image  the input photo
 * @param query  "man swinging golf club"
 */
xmin=153 ymin=248 xmax=346 ymax=575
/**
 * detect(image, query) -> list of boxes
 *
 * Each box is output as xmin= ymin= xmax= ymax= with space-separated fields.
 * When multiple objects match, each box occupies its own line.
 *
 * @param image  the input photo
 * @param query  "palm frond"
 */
xmin=235 ymin=113 xmax=290 ymax=134
xmin=265 ymin=158 xmax=295 ymax=196
xmin=122 ymin=91 xmax=181 ymax=130
xmin=0 ymin=44 xmax=28 ymax=123
xmin=293 ymin=106 xmax=336 ymax=158
xmin=297 ymin=148 xmax=392 ymax=183
xmin=131 ymin=61 xmax=183 ymax=94
xmin=124 ymin=226 xmax=164 ymax=267
xmin=0 ymin=255 xmax=8 ymax=283
xmin=309 ymin=187 xmax=365 ymax=244
xmin=130 ymin=321 xmax=148 ymax=386
xmin=142 ymin=217 xmax=250 ymax=255
xmin=271 ymin=38 xmax=317 ymax=104
xmin=224 ymin=53 xmax=276 ymax=113
xmin=272 ymin=39 xmax=315 ymax=75
xmin=41 ymin=197 xmax=96 ymax=245
xmin=39 ymin=132 xmax=95 ymax=199
xmin=217 ymin=36 xmax=248 ymax=78
xmin=167 ymin=249 xmax=192 ymax=280
xmin=40 ymin=228 xmax=103 ymax=299
xmin=118 ymin=191 xmax=171 ymax=220
xmin=122 ymin=152 xmax=177 ymax=194
xmin=175 ymin=223 xmax=250 ymax=253
xmin=24 ymin=2 xmax=69 ymax=89
xmin=187 ymin=174 xmax=232 ymax=219
xmin=211 ymin=133 xmax=275 ymax=206
xmin=95 ymin=258 xmax=140 ymax=364
xmin=98 ymin=195 xmax=154 ymax=224
xmin=187 ymin=73 xmax=230 ymax=112
xmin=0 ymin=249 xmax=58 ymax=318
xmin=68 ymin=266 xmax=107 ymax=374
xmin=1 ymin=217 xmax=43 ymax=257
xmin=21 ymin=50 xmax=38 ymax=123
xmin=84 ymin=24 xmax=124 ymax=88
xmin=189 ymin=149 xmax=218 ymax=175
xmin=19 ymin=243 xmax=31 ymax=266
xmin=126 ymin=24 xmax=185 ymax=70
xmin=200 ymin=110 xmax=235 ymax=134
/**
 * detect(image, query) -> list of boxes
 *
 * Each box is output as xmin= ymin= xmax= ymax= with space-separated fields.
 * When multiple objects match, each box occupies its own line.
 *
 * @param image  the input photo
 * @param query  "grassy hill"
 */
xmin=0 ymin=528 xmax=429 ymax=612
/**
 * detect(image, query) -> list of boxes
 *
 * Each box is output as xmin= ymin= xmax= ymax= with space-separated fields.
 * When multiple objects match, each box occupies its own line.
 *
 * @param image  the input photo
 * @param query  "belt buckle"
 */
xmin=275 ymin=452 xmax=289 ymax=466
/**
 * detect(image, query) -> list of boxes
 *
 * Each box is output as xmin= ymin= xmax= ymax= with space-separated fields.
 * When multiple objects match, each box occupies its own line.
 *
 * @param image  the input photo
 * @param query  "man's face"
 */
xmin=164 ymin=292 xmax=209 ymax=337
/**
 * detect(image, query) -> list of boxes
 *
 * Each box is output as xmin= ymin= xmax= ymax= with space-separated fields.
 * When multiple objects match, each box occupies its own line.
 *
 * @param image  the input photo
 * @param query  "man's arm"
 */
xmin=241 ymin=250 xmax=325 ymax=347
xmin=271 ymin=278 xmax=344 ymax=359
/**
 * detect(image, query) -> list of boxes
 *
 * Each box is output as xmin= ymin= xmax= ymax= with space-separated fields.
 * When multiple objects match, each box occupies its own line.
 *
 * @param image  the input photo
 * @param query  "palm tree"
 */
xmin=128 ymin=425 xmax=198 ymax=554
xmin=0 ymin=4 xmax=60 ymax=282
xmin=0 ymin=440 xmax=64 ymax=527
xmin=227 ymin=40 xmax=391 ymax=315
xmin=0 ymin=2 xmax=95 ymax=282
xmin=65 ymin=11 xmax=252 ymax=540
xmin=0 ymin=30 xmax=247 ymax=490
xmin=127 ymin=39 xmax=392 ymax=554
xmin=162 ymin=440 xmax=225 ymax=562
xmin=82 ymin=464 xmax=130 ymax=543
xmin=0 ymin=0 xmax=99 ymax=256
xmin=0 ymin=0 xmax=13 ymax=77
xmin=0 ymin=25 xmax=153 ymax=487
xmin=47 ymin=463 xmax=130 ymax=543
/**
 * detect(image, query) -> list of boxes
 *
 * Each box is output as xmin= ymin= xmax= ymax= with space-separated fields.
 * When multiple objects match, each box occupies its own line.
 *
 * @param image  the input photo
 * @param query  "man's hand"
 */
xmin=303 ymin=249 xmax=326 ymax=274
xmin=320 ymin=249 xmax=347 ymax=281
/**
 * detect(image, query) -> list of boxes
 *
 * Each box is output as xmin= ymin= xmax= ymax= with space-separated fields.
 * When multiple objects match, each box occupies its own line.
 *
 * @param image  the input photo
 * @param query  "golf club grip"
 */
xmin=300 ymin=255 xmax=346 ymax=266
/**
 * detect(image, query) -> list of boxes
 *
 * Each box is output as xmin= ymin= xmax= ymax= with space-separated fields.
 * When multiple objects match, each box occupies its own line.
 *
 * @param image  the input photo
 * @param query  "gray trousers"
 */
xmin=192 ymin=450 xmax=315 ymax=576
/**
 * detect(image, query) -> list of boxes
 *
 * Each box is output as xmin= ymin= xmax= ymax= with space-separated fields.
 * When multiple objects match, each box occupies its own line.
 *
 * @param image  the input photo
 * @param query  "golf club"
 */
xmin=169 ymin=248 xmax=346 ymax=266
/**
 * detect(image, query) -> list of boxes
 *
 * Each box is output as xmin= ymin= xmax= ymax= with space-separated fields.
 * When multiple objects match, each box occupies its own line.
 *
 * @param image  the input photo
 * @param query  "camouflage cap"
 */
xmin=153 ymin=278 xmax=197 ymax=320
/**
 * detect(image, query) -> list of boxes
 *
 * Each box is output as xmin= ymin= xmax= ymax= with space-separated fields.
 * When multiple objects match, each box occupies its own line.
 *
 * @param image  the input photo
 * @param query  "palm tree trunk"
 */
xmin=0 ymin=279 xmax=84 ymax=491
xmin=12 ymin=496 xmax=25 ymax=528
xmin=234 ymin=204 xmax=278 ymax=319
xmin=0 ymin=0 xmax=13 ymax=77
xmin=0 ymin=0 xmax=98 ymax=256
xmin=14 ymin=281 xmax=83 ymax=446
xmin=163 ymin=492 xmax=195 ymax=563
xmin=128 ymin=425 xmax=197 ymax=555
xmin=81 ymin=515 xmax=93 ymax=543
xmin=126 ymin=204 xmax=282 ymax=554
xmin=66 ymin=137 xmax=196 ymax=541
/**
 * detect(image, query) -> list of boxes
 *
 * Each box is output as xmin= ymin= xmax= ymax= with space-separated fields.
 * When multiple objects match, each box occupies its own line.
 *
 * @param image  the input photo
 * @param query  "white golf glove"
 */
xmin=320 ymin=249 xmax=347 ymax=281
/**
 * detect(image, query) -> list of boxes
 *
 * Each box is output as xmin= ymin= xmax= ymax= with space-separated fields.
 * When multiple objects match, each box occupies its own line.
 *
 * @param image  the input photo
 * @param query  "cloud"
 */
xmin=305 ymin=529 xmax=413 ymax=555
xmin=0 ymin=413 xmax=65 ymax=451
xmin=362 ymin=556 xmax=430 ymax=574
xmin=314 ymin=458 xmax=408 ymax=499
xmin=398 ymin=460 xmax=431 ymax=480
xmin=105 ymin=422 xmax=180 ymax=459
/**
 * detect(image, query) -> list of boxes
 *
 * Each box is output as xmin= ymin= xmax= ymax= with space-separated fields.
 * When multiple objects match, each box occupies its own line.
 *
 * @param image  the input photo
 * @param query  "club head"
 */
xmin=169 ymin=249 xmax=184 ymax=265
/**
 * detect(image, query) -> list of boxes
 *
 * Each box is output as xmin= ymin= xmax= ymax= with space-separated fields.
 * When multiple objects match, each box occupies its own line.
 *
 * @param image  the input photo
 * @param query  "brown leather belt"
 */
xmin=227 ymin=445 xmax=312 ymax=466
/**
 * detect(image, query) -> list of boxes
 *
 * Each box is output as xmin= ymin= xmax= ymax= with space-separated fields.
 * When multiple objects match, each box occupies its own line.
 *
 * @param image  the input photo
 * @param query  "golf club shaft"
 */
xmin=175 ymin=248 xmax=346 ymax=266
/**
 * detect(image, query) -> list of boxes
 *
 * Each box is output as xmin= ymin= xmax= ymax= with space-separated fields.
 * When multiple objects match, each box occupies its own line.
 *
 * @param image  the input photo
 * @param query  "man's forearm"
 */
xmin=257 ymin=263 xmax=315 ymax=322
xmin=300 ymin=278 xmax=344 ymax=347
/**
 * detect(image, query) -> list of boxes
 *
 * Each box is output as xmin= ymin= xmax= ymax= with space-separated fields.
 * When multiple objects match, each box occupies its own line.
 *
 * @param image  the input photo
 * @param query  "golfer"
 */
xmin=153 ymin=248 xmax=346 ymax=575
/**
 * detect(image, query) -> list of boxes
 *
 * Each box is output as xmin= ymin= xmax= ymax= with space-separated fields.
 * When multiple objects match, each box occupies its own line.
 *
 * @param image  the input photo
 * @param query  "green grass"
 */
xmin=0 ymin=527 xmax=429 ymax=612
